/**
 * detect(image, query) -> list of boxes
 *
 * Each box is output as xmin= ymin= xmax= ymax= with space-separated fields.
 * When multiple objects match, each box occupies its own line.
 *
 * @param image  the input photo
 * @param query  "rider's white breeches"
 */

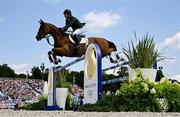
xmin=73 ymin=27 xmax=85 ymax=35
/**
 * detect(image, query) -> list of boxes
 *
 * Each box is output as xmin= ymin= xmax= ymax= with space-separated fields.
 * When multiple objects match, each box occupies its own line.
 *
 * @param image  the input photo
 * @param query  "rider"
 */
xmin=62 ymin=9 xmax=86 ymax=47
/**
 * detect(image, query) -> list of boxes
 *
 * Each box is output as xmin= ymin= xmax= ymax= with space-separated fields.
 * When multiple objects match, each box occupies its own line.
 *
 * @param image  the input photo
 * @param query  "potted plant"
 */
xmin=56 ymin=69 xmax=71 ymax=110
xmin=123 ymin=32 xmax=163 ymax=81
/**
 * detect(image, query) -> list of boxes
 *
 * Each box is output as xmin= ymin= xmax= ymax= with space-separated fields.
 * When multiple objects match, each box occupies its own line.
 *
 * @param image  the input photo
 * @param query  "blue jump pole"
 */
xmin=102 ymin=62 xmax=129 ymax=72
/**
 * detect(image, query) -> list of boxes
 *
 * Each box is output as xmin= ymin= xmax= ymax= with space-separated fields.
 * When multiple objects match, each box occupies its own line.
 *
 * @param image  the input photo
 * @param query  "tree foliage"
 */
xmin=0 ymin=64 xmax=15 ymax=78
xmin=30 ymin=66 xmax=42 ymax=79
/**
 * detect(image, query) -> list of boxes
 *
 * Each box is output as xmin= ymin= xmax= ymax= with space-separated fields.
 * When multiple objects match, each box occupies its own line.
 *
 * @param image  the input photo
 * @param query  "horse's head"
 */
xmin=36 ymin=19 xmax=49 ymax=41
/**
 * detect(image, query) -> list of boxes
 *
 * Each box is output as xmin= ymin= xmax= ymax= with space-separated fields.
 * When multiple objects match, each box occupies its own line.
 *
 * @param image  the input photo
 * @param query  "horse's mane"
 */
xmin=46 ymin=23 xmax=69 ymax=36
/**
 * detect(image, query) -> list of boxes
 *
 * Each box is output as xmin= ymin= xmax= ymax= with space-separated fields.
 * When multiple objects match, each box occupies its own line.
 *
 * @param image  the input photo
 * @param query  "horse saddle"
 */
xmin=69 ymin=34 xmax=85 ymax=45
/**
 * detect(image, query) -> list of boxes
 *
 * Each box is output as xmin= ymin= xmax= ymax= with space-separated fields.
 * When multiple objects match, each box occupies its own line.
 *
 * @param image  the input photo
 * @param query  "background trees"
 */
xmin=0 ymin=64 xmax=15 ymax=78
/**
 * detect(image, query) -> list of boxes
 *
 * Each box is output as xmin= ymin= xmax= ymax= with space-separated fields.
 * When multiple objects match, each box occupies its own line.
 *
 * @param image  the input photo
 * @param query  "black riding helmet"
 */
xmin=63 ymin=9 xmax=72 ymax=15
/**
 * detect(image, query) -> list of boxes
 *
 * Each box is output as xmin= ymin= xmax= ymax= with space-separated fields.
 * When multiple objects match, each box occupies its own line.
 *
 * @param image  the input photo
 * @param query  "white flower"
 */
xmin=106 ymin=91 xmax=111 ymax=95
xmin=150 ymin=88 xmax=156 ymax=94
xmin=115 ymin=90 xmax=120 ymax=95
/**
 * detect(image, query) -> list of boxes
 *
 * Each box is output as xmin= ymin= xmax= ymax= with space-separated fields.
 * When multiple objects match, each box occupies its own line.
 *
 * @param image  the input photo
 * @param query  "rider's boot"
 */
xmin=73 ymin=34 xmax=81 ymax=48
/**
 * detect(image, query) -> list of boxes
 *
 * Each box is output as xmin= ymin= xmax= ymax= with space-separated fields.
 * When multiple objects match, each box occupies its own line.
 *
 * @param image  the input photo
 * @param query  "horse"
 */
xmin=36 ymin=19 xmax=119 ymax=64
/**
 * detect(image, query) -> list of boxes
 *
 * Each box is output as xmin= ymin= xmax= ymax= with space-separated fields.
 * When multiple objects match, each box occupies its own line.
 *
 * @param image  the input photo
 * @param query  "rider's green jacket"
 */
xmin=63 ymin=16 xmax=85 ymax=31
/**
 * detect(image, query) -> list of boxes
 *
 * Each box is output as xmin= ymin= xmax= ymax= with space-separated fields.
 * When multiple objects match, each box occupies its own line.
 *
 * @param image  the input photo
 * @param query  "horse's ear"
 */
xmin=38 ymin=20 xmax=41 ymax=24
xmin=39 ymin=19 xmax=45 ymax=24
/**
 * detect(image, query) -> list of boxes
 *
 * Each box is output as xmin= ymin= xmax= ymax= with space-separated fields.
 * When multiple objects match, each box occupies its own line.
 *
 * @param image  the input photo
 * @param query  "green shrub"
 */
xmin=78 ymin=95 xmax=116 ymax=112
xmin=65 ymin=93 xmax=73 ymax=110
xmin=79 ymin=71 xmax=180 ymax=112
xmin=22 ymin=95 xmax=47 ymax=110
xmin=122 ymin=32 xmax=163 ymax=68
xmin=119 ymin=76 xmax=161 ymax=112
xmin=22 ymin=93 xmax=74 ymax=110
xmin=155 ymin=78 xmax=180 ymax=112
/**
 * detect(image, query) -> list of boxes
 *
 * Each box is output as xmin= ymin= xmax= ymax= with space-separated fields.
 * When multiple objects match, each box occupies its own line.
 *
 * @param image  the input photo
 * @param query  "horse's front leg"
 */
xmin=52 ymin=47 xmax=68 ymax=64
xmin=48 ymin=51 xmax=53 ymax=63
xmin=52 ymin=52 xmax=61 ymax=65
xmin=48 ymin=49 xmax=61 ymax=64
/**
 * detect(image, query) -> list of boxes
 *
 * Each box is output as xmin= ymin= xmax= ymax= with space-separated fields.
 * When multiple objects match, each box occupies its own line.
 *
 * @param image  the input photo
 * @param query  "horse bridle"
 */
xmin=45 ymin=34 xmax=54 ymax=47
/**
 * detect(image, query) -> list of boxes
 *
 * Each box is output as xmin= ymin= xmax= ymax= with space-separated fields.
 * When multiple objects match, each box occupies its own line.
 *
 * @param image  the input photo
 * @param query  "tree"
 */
xmin=43 ymin=68 xmax=49 ymax=81
xmin=74 ymin=71 xmax=84 ymax=88
xmin=0 ymin=64 xmax=15 ymax=78
xmin=102 ymin=73 xmax=119 ymax=92
xmin=15 ymin=73 xmax=26 ymax=78
xmin=40 ymin=63 xmax=45 ymax=80
xmin=62 ymin=69 xmax=72 ymax=83
xmin=31 ymin=66 xmax=42 ymax=79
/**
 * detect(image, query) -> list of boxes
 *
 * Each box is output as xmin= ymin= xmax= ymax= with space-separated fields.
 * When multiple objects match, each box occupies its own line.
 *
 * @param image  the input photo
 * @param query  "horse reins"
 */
xmin=45 ymin=35 xmax=54 ymax=46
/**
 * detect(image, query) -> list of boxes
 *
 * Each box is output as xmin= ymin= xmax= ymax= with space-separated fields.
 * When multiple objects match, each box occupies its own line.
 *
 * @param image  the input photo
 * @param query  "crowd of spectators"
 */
xmin=72 ymin=84 xmax=83 ymax=96
xmin=0 ymin=79 xmax=44 ymax=108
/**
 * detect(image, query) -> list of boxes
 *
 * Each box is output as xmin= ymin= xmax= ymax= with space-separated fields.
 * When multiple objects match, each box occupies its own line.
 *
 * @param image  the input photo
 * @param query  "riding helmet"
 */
xmin=63 ymin=9 xmax=72 ymax=15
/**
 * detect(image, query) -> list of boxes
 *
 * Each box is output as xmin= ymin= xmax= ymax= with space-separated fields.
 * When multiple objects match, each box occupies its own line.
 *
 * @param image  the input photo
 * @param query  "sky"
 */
xmin=0 ymin=0 xmax=180 ymax=81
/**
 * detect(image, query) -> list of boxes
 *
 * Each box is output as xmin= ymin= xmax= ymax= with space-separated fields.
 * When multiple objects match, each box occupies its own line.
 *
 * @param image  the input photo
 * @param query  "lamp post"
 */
xmin=40 ymin=63 xmax=45 ymax=80
xmin=26 ymin=71 xmax=29 ymax=80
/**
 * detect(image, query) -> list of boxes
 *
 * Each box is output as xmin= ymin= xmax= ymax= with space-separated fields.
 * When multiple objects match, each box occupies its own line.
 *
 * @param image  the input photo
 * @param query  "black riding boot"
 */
xmin=73 ymin=34 xmax=80 ymax=47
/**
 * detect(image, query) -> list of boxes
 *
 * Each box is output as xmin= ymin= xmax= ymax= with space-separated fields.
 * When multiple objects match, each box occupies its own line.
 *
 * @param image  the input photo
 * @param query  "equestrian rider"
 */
xmin=62 ymin=9 xmax=86 ymax=47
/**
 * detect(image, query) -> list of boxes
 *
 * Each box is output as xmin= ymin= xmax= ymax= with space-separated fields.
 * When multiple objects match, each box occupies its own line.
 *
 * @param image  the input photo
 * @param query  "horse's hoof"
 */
xmin=48 ymin=51 xmax=52 ymax=55
xmin=53 ymin=60 xmax=58 ymax=65
xmin=120 ymin=58 xmax=125 ymax=61
xmin=58 ymin=59 xmax=61 ymax=63
xmin=112 ymin=60 xmax=118 ymax=64
xmin=110 ymin=58 xmax=118 ymax=64
xmin=110 ymin=57 xmax=114 ymax=63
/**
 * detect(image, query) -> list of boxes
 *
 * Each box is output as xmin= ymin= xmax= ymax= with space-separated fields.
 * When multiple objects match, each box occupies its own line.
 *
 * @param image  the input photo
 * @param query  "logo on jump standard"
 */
xmin=86 ymin=47 xmax=97 ymax=80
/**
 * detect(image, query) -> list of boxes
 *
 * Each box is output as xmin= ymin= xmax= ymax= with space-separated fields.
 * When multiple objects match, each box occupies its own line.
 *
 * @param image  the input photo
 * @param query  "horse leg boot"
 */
xmin=52 ymin=52 xmax=60 ymax=65
xmin=114 ymin=52 xmax=126 ymax=62
xmin=48 ymin=51 xmax=53 ymax=63
xmin=114 ymin=52 xmax=125 ymax=61
xmin=115 ymin=53 xmax=120 ymax=60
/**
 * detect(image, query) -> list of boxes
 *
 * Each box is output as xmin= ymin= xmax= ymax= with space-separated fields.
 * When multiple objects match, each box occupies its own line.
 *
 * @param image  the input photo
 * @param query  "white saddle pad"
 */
xmin=69 ymin=34 xmax=88 ymax=45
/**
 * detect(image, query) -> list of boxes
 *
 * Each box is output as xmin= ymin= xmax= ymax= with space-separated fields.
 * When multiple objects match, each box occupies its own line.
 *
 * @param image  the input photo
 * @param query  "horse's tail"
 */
xmin=107 ymin=41 xmax=117 ymax=51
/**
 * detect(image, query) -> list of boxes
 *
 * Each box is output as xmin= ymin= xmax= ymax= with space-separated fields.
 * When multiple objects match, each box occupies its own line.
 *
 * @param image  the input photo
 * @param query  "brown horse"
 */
xmin=36 ymin=19 xmax=119 ymax=64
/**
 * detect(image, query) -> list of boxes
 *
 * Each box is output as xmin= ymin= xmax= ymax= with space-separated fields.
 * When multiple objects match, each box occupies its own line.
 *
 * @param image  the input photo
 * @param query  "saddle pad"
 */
xmin=69 ymin=34 xmax=88 ymax=45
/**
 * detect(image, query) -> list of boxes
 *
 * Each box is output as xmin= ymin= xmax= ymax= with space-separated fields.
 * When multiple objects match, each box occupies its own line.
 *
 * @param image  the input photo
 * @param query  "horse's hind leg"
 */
xmin=114 ymin=51 xmax=122 ymax=61
xmin=114 ymin=52 xmax=126 ymax=62
xmin=108 ymin=55 xmax=118 ymax=64
xmin=115 ymin=53 xmax=120 ymax=60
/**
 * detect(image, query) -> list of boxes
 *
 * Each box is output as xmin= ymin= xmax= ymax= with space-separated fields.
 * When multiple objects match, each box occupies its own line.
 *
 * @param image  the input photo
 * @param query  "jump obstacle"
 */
xmin=47 ymin=43 xmax=128 ymax=109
